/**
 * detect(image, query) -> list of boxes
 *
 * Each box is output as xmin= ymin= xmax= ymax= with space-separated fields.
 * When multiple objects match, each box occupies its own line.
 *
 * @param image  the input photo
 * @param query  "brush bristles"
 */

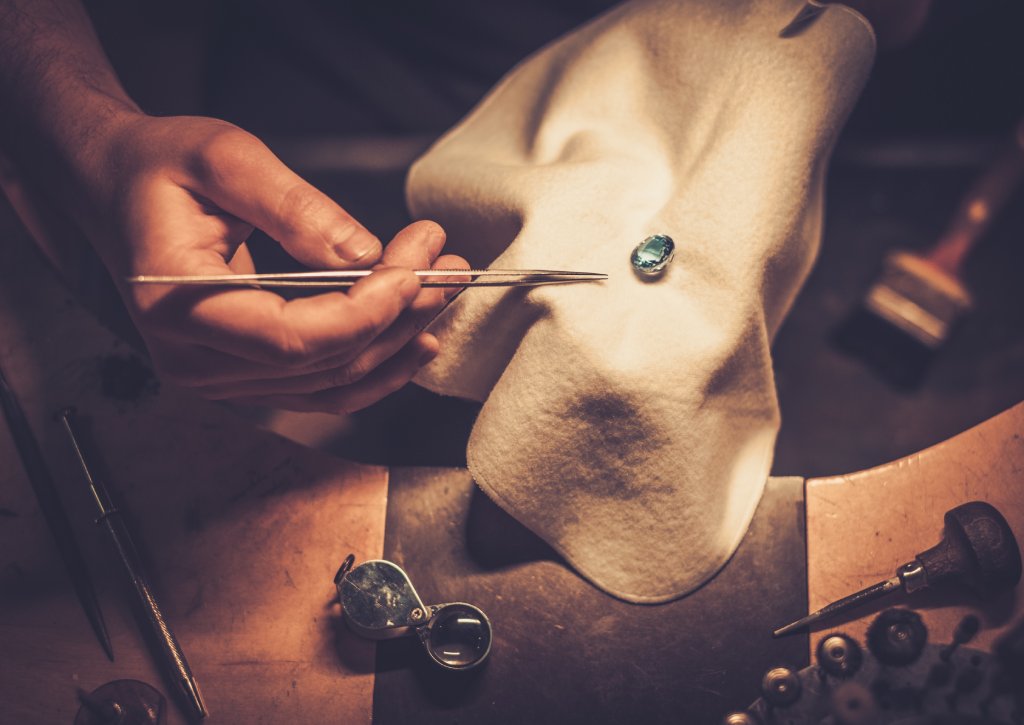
xmin=863 ymin=251 xmax=972 ymax=349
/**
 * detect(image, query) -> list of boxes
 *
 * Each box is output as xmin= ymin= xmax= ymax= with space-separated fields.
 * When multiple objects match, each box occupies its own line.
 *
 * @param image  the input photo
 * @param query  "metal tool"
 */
xmin=728 ymin=609 xmax=1024 ymax=724
xmin=0 ymin=362 xmax=113 ymax=661
xmin=59 ymin=409 xmax=207 ymax=721
xmin=774 ymin=501 xmax=1022 ymax=638
xmin=126 ymin=268 xmax=607 ymax=289
xmin=334 ymin=555 xmax=492 ymax=671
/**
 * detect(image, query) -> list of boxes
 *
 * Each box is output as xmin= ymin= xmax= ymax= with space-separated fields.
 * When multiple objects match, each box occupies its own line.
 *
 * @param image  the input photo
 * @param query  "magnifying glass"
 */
xmin=333 ymin=555 xmax=492 ymax=671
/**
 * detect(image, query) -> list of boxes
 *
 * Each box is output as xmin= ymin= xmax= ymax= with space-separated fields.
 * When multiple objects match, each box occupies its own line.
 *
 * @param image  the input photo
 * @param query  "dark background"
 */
xmin=81 ymin=0 xmax=1024 ymax=478
xmin=84 ymin=0 xmax=1024 ymax=477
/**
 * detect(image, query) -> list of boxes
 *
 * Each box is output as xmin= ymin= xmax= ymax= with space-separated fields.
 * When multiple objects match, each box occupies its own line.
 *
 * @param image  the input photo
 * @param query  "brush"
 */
xmin=834 ymin=119 xmax=1024 ymax=388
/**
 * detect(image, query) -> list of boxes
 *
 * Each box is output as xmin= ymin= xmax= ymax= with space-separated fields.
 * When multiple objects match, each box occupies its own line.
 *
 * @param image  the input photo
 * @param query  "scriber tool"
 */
xmin=0 ymin=362 xmax=113 ymax=661
xmin=774 ymin=501 xmax=1021 ymax=637
xmin=60 ymin=408 xmax=207 ymax=721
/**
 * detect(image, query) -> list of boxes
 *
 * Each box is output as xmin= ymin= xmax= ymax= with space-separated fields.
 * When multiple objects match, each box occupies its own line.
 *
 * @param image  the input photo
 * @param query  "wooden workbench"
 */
xmin=0 ymin=202 xmax=387 ymax=723
xmin=2 ymin=182 xmax=1020 ymax=722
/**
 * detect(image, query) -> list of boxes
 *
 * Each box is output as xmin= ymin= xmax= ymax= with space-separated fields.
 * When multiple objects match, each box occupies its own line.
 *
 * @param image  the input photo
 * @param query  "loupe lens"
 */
xmin=424 ymin=603 xmax=492 ymax=670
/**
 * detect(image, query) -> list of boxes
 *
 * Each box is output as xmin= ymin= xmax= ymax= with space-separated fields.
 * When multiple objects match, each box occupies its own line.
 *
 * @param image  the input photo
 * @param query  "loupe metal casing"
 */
xmin=334 ymin=556 xmax=492 ymax=671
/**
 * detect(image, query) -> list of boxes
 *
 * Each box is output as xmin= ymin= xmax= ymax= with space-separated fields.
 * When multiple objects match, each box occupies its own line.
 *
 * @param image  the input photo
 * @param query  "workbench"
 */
xmin=0 ymin=176 xmax=811 ymax=723
xmin=1 ymin=190 xmax=1021 ymax=723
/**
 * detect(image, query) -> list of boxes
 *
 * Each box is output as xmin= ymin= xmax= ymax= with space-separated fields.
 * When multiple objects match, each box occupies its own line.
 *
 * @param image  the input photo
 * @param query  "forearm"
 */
xmin=0 ymin=0 xmax=140 ymax=206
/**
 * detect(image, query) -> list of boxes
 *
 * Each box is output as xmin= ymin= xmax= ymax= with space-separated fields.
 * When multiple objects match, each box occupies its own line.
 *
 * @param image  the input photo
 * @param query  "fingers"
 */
xmin=144 ymin=267 xmax=421 ymax=366
xmin=381 ymin=219 xmax=446 ymax=268
xmin=186 ymin=126 xmax=381 ymax=268
xmin=227 ymin=241 xmax=256 ymax=274
xmin=337 ymin=221 xmax=467 ymax=380
xmin=230 ymin=334 xmax=439 ymax=414
xmin=196 ymin=333 xmax=438 ymax=399
xmin=120 ymin=134 xmax=464 ymax=410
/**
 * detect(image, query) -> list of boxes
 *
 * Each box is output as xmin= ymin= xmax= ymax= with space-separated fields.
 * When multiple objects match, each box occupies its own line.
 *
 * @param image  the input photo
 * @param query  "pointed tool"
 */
xmin=0 ymin=362 xmax=113 ymax=661
xmin=60 ymin=408 xmax=207 ymax=721
xmin=774 ymin=501 xmax=1022 ymax=638
xmin=126 ymin=268 xmax=607 ymax=289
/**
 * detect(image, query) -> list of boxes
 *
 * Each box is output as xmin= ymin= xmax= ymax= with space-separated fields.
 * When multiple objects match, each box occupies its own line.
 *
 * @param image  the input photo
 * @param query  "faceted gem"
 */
xmin=630 ymin=234 xmax=675 ymax=276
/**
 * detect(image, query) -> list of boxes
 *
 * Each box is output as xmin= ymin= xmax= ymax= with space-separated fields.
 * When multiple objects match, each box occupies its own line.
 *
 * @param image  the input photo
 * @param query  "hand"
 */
xmin=73 ymin=114 xmax=467 ymax=413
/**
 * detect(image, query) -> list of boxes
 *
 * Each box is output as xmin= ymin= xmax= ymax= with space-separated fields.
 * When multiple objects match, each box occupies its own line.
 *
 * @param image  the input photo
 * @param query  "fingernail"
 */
xmin=425 ymin=222 xmax=446 ymax=252
xmin=334 ymin=229 xmax=381 ymax=264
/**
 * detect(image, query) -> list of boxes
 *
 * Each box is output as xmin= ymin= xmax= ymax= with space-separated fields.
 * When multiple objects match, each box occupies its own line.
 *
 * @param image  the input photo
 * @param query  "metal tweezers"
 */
xmin=127 ymin=269 xmax=607 ymax=289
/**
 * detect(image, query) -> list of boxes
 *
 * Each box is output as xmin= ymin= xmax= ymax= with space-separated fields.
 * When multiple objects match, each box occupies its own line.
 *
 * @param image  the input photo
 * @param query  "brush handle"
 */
xmin=927 ymin=119 xmax=1024 ymax=277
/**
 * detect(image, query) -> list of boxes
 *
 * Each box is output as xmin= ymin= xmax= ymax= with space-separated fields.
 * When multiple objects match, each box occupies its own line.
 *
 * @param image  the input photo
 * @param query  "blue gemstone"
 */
xmin=631 ymin=234 xmax=675 ymax=276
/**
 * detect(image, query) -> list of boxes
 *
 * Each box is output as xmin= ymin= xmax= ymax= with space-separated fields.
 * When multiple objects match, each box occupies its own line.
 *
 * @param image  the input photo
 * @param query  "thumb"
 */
xmin=193 ymin=128 xmax=382 ymax=268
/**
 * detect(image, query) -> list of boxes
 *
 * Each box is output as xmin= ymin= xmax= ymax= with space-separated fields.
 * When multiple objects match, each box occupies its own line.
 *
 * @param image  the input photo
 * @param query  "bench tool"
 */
xmin=60 ymin=408 xmax=206 ymax=721
xmin=774 ymin=500 xmax=1021 ymax=637
xmin=0 ymin=361 xmax=112 ymax=660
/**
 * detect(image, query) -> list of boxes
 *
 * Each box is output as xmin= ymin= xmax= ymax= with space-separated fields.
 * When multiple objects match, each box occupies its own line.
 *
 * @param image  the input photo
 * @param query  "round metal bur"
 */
xmin=74 ymin=680 xmax=165 ymax=725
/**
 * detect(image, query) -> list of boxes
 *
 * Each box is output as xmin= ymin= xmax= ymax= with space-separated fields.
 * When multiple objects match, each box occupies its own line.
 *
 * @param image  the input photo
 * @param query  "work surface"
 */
xmin=1 ymin=189 xmax=1022 ymax=723
xmin=0 ymin=192 xmax=811 ymax=723
xmin=0 ymin=209 xmax=388 ymax=724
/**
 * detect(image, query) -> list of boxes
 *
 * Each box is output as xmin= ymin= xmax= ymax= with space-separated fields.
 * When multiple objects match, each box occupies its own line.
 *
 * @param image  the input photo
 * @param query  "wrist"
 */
xmin=44 ymin=88 xmax=143 ymax=187
xmin=26 ymin=90 xmax=146 ymax=237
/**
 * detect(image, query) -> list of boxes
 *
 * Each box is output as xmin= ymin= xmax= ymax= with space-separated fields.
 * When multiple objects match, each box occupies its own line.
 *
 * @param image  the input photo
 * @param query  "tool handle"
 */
xmin=926 ymin=119 xmax=1024 ymax=277
xmin=916 ymin=501 xmax=1022 ymax=597
xmin=104 ymin=513 xmax=205 ymax=717
xmin=104 ymin=514 xmax=191 ymax=671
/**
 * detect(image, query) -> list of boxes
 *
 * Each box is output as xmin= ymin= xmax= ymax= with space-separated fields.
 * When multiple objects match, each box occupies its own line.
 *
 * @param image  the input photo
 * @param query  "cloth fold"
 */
xmin=408 ymin=0 xmax=874 ymax=602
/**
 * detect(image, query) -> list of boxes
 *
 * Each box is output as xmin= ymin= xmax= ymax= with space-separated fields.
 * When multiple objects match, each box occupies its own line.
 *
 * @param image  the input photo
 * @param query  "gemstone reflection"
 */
xmin=631 ymin=234 xmax=675 ymax=276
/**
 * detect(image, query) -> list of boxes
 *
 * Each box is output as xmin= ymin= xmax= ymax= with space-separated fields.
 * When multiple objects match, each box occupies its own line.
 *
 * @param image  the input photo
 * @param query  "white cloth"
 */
xmin=408 ymin=0 xmax=874 ymax=602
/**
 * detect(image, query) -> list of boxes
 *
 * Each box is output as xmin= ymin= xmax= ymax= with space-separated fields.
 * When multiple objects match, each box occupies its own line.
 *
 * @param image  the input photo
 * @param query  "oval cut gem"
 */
xmin=630 ymin=234 xmax=675 ymax=276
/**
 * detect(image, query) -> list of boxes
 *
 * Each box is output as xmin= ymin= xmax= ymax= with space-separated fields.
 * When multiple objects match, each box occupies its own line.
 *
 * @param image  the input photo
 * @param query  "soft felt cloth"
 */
xmin=407 ymin=0 xmax=874 ymax=602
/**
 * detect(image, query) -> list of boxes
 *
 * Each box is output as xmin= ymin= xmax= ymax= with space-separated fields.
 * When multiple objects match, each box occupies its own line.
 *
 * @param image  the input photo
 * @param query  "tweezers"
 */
xmin=127 ymin=269 xmax=607 ymax=289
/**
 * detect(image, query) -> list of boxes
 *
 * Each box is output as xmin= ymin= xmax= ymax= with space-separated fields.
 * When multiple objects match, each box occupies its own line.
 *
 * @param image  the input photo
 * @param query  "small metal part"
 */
xmin=760 ymin=667 xmax=802 ymax=707
xmin=866 ymin=608 xmax=928 ymax=666
xmin=0 ymin=364 xmax=113 ymax=661
xmin=896 ymin=560 xmax=927 ymax=593
xmin=940 ymin=614 xmax=981 ymax=661
xmin=721 ymin=712 xmax=761 ymax=725
xmin=773 ymin=577 xmax=901 ymax=637
xmin=332 ymin=554 xmax=355 ymax=586
xmin=773 ymin=501 xmax=1021 ymax=637
xmin=743 ymin=610 xmax=1016 ymax=722
xmin=816 ymin=633 xmax=863 ymax=678
xmin=74 ymin=680 xmax=166 ymax=725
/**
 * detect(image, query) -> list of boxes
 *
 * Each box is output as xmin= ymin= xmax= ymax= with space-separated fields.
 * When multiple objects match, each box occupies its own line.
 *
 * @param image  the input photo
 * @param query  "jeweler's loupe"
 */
xmin=334 ymin=555 xmax=492 ymax=671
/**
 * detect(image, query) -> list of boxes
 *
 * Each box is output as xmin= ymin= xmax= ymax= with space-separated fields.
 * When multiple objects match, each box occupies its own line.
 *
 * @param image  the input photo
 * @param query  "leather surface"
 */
xmin=373 ymin=469 xmax=808 ymax=724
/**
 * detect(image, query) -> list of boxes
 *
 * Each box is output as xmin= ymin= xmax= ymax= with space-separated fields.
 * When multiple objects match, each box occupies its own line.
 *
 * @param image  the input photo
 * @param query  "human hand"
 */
xmin=71 ymin=114 xmax=467 ymax=412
